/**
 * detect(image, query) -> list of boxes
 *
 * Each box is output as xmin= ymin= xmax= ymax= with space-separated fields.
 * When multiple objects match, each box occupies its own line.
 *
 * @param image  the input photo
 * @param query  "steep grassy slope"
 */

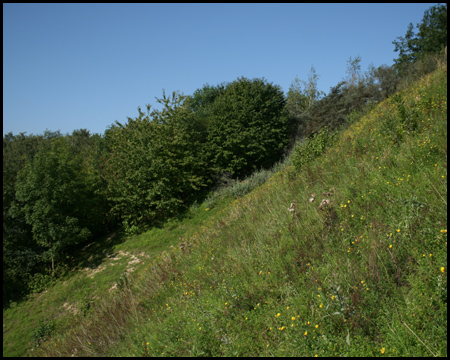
xmin=3 ymin=199 xmax=233 ymax=357
xmin=5 ymin=63 xmax=447 ymax=357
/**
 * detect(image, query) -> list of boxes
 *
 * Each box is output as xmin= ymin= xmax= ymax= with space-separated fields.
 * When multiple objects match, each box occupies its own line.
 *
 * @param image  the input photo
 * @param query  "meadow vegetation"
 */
xmin=3 ymin=5 xmax=447 ymax=356
xmin=3 ymin=58 xmax=444 ymax=357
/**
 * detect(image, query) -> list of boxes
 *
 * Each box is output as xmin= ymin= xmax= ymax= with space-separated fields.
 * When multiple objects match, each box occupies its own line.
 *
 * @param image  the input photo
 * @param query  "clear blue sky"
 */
xmin=3 ymin=3 xmax=437 ymax=136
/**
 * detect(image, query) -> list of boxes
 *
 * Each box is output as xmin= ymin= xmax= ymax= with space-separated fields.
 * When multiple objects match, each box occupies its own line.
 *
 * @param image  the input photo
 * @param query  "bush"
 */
xmin=291 ymin=126 xmax=337 ymax=171
xmin=28 ymin=272 xmax=55 ymax=294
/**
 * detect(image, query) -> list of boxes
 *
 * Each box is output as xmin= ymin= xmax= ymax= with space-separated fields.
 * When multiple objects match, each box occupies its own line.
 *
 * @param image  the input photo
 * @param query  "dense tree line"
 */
xmin=392 ymin=3 xmax=447 ymax=68
xmin=3 ymin=78 xmax=291 ymax=303
xmin=287 ymin=3 xmax=446 ymax=141
xmin=3 ymin=4 xmax=446 ymax=306
xmin=3 ymin=130 xmax=110 ymax=303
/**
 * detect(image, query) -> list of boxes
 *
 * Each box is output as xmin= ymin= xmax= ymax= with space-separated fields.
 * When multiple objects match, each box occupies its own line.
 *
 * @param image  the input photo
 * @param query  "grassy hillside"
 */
xmin=4 ymin=63 xmax=447 ymax=357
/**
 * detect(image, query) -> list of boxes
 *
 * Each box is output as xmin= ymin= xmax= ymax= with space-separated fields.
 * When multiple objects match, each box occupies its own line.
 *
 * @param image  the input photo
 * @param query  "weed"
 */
xmin=30 ymin=319 xmax=55 ymax=348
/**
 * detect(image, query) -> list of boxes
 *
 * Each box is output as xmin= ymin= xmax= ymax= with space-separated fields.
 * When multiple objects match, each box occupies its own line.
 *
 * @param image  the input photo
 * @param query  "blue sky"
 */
xmin=3 ymin=3 xmax=437 ymax=136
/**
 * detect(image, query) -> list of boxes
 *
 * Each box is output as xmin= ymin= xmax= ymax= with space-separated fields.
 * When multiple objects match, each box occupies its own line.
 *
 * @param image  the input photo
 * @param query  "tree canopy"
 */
xmin=101 ymin=91 xmax=212 ymax=233
xmin=206 ymin=77 xmax=290 ymax=179
xmin=12 ymin=137 xmax=102 ymax=273
xmin=393 ymin=3 xmax=447 ymax=67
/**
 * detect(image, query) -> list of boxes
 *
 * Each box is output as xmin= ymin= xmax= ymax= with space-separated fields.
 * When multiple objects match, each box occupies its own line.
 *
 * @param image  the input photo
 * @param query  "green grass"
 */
xmin=2 ymin=197 xmax=232 ymax=357
xmin=3 ymin=63 xmax=447 ymax=357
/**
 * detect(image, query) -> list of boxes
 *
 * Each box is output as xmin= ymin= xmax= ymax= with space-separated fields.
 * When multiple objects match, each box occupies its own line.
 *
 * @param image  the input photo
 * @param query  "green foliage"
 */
xmin=395 ymin=50 xmax=447 ymax=93
xmin=291 ymin=126 xmax=337 ymax=171
xmin=345 ymin=55 xmax=362 ymax=87
xmin=3 ymin=130 xmax=109 ymax=306
xmin=204 ymin=160 xmax=287 ymax=209
xmin=184 ymin=82 xmax=226 ymax=128
xmin=286 ymin=66 xmax=326 ymax=142
xmin=101 ymin=77 xmax=291 ymax=234
xmin=3 ymin=8 xmax=447 ymax=354
xmin=207 ymin=77 xmax=290 ymax=178
xmin=416 ymin=4 xmax=447 ymax=55
xmin=287 ymin=65 xmax=324 ymax=114
xmin=12 ymin=137 xmax=101 ymax=273
xmin=371 ymin=64 xmax=398 ymax=100
xmin=393 ymin=4 xmax=447 ymax=68
xmin=385 ymin=93 xmax=420 ymax=142
xmin=27 ymin=272 xmax=56 ymax=294
xmin=31 ymin=319 xmax=56 ymax=348
xmin=289 ymin=57 xmax=382 ymax=142
xmin=101 ymin=91 xmax=212 ymax=234
xmin=5 ymin=58 xmax=447 ymax=360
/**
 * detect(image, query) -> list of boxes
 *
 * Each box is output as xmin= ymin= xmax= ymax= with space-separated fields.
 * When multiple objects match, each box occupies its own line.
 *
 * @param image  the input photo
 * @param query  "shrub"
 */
xmin=291 ymin=126 xmax=337 ymax=171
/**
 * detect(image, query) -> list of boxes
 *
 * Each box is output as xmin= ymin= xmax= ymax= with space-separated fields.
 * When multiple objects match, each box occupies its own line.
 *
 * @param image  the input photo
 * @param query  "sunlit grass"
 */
xmin=4 ymin=63 xmax=446 ymax=357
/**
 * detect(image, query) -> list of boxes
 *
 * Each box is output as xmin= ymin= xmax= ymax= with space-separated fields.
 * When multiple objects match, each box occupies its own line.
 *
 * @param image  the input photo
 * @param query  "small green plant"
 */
xmin=30 ymin=319 xmax=55 ymax=348
xmin=28 ymin=272 xmax=55 ymax=294
xmin=122 ymin=219 xmax=146 ymax=236
xmin=117 ymin=271 xmax=131 ymax=291
xmin=80 ymin=294 xmax=95 ymax=317
xmin=291 ymin=126 xmax=337 ymax=171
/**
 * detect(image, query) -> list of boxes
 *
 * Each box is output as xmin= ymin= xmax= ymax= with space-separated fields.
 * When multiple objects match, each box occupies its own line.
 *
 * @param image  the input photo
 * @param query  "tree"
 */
xmin=415 ymin=4 xmax=447 ymax=56
xmin=185 ymin=82 xmax=226 ymax=125
xmin=3 ymin=132 xmax=55 ymax=303
xmin=371 ymin=64 xmax=398 ymax=100
xmin=206 ymin=77 xmax=290 ymax=178
xmin=300 ymin=59 xmax=382 ymax=137
xmin=345 ymin=55 xmax=362 ymax=88
xmin=393 ymin=4 xmax=447 ymax=68
xmin=101 ymin=91 xmax=212 ymax=233
xmin=12 ymin=138 xmax=96 ymax=274
xmin=342 ymin=56 xmax=380 ymax=110
xmin=393 ymin=22 xmax=420 ymax=66
xmin=287 ymin=65 xmax=324 ymax=112
xmin=286 ymin=66 xmax=325 ymax=142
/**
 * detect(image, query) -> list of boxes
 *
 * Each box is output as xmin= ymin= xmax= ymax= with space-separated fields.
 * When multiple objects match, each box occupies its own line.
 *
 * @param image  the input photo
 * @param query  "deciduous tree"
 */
xmin=12 ymin=138 xmax=97 ymax=273
xmin=101 ymin=91 xmax=211 ymax=233
xmin=206 ymin=77 xmax=290 ymax=178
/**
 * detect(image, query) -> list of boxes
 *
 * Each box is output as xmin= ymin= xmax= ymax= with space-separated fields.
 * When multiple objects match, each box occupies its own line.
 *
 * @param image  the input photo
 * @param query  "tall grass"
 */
xmin=4 ymin=63 xmax=446 ymax=357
